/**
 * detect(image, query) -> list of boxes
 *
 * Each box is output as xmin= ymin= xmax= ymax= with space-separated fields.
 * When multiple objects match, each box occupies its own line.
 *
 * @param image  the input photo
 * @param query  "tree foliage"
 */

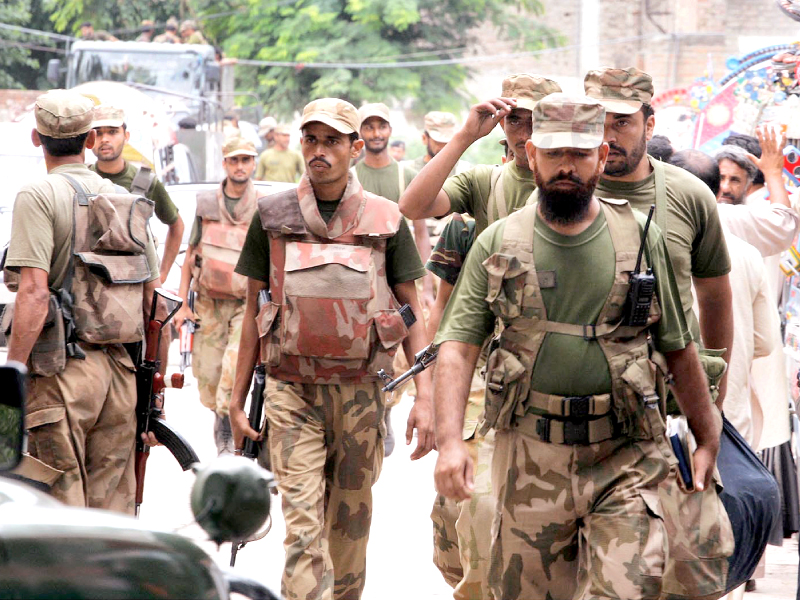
xmin=0 ymin=0 xmax=41 ymax=89
xmin=201 ymin=0 xmax=561 ymax=118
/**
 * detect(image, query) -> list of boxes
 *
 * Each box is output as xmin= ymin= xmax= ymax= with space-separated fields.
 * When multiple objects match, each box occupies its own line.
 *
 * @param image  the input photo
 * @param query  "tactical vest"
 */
xmin=480 ymin=198 xmax=662 ymax=444
xmin=193 ymin=181 xmax=258 ymax=300
xmin=63 ymin=173 xmax=154 ymax=344
xmin=255 ymin=175 xmax=409 ymax=384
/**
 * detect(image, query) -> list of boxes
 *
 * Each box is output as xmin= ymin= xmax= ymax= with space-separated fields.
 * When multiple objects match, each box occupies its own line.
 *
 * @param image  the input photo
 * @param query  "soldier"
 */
xmin=400 ymin=73 xmax=561 ymax=234
xmin=258 ymin=116 xmax=277 ymax=150
xmin=389 ymin=139 xmax=406 ymax=161
xmin=153 ymin=18 xmax=180 ymax=44
xmin=4 ymin=90 xmax=161 ymax=513
xmin=135 ymin=20 xmax=155 ymax=42
xmin=412 ymin=111 xmax=471 ymax=176
xmin=255 ymin=125 xmax=304 ymax=182
xmin=89 ymin=105 xmax=185 ymax=284
xmin=230 ymin=98 xmax=435 ymax=600
xmin=400 ymin=74 xmax=559 ymax=597
xmin=173 ymin=137 xmax=260 ymax=455
xmin=180 ymin=20 xmax=207 ymax=45
xmin=585 ymin=67 xmax=735 ymax=597
xmin=79 ymin=21 xmax=118 ymax=42
xmin=433 ymin=93 xmax=722 ymax=599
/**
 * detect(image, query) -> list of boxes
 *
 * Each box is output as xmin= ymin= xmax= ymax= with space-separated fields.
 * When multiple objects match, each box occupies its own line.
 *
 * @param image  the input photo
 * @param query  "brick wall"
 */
xmin=0 ymin=90 xmax=41 ymax=122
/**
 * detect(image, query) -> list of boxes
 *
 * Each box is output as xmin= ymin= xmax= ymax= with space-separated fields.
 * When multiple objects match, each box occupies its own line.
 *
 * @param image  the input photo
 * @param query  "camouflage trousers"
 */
xmin=25 ymin=345 xmax=137 ymax=514
xmin=432 ymin=429 xmax=496 ymax=600
xmin=489 ymin=430 xmax=670 ymax=600
xmin=264 ymin=377 xmax=385 ymax=600
xmin=193 ymin=294 xmax=245 ymax=417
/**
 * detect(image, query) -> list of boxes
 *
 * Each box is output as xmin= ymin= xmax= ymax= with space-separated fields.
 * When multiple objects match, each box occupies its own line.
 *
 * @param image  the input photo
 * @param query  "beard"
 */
xmin=364 ymin=137 xmax=388 ymax=154
xmin=535 ymin=165 xmax=599 ymax=226
xmin=604 ymin=133 xmax=647 ymax=177
xmin=96 ymin=144 xmax=123 ymax=163
xmin=718 ymin=190 xmax=746 ymax=205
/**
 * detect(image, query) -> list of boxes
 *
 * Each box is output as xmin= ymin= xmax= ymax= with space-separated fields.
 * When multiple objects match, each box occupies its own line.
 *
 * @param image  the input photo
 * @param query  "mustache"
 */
xmin=607 ymin=142 xmax=627 ymax=156
xmin=547 ymin=173 xmax=583 ymax=186
xmin=309 ymin=158 xmax=331 ymax=168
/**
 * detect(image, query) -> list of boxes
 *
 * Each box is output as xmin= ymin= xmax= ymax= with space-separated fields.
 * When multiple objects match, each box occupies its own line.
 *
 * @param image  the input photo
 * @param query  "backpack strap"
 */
xmin=397 ymin=161 xmax=406 ymax=196
xmin=130 ymin=165 xmax=156 ymax=197
xmin=488 ymin=165 xmax=506 ymax=224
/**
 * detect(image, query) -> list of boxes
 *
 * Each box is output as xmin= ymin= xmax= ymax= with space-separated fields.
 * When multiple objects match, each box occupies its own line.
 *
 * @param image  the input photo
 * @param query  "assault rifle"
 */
xmin=135 ymin=288 xmax=200 ymax=516
xmin=179 ymin=290 xmax=197 ymax=373
xmin=230 ymin=288 xmax=271 ymax=567
xmin=377 ymin=343 xmax=438 ymax=393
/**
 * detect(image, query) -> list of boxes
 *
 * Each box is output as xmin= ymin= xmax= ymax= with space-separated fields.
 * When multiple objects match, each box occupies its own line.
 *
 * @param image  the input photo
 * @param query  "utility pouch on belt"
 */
xmin=1 ymin=294 xmax=67 ymax=377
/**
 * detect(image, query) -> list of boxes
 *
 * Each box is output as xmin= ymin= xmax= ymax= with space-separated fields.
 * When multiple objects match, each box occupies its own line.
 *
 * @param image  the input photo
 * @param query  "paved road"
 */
xmin=105 ymin=345 xmax=800 ymax=598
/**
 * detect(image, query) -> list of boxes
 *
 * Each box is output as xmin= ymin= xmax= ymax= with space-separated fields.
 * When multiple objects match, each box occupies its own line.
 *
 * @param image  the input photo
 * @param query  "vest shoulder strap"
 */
xmin=499 ymin=202 xmax=536 ymax=255
xmin=397 ymin=161 xmax=406 ymax=196
xmin=598 ymin=197 xmax=642 ymax=258
xmin=130 ymin=165 xmax=156 ymax=197
xmin=258 ymin=188 xmax=306 ymax=235
xmin=353 ymin=191 xmax=403 ymax=237
xmin=488 ymin=165 xmax=506 ymax=224
xmin=195 ymin=190 xmax=220 ymax=221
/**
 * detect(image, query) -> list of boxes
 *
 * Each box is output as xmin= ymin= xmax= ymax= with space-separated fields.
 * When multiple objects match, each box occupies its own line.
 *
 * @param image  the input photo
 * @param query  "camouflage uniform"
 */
xmin=3 ymin=91 xmax=160 ymax=513
xmin=238 ymin=99 xmax=423 ymax=600
xmin=585 ymin=68 xmax=735 ymax=599
xmin=434 ymin=95 xmax=695 ymax=599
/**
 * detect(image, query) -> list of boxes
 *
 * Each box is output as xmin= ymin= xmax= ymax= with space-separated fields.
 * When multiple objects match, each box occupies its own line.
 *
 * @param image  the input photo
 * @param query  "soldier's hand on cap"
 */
xmin=406 ymin=394 xmax=435 ymax=460
xmin=460 ymin=97 xmax=517 ymax=143
xmin=230 ymin=404 xmax=260 ymax=453
xmin=751 ymin=124 xmax=788 ymax=177
xmin=434 ymin=440 xmax=474 ymax=502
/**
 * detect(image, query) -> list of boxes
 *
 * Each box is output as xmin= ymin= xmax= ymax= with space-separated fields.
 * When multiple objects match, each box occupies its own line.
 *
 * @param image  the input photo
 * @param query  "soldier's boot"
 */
xmin=214 ymin=414 xmax=234 ymax=455
xmin=384 ymin=406 xmax=395 ymax=457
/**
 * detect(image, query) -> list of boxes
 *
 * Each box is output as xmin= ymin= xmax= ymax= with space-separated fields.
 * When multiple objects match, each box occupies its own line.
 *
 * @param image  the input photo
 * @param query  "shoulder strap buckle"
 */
xmin=535 ymin=416 xmax=551 ymax=443
xmin=582 ymin=324 xmax=597 ymax=341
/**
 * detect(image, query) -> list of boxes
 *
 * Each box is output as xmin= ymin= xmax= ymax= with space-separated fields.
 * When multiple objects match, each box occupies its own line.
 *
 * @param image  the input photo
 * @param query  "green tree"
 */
xmin=201 ymin=0 xmax=560 ymax=118
xmin=0 ymin=0 xmax=40 ymax=89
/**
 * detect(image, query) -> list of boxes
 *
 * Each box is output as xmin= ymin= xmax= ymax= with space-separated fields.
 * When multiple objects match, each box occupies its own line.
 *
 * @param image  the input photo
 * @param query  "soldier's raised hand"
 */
xmin=460 ymin=97 xmax=517 ymax=143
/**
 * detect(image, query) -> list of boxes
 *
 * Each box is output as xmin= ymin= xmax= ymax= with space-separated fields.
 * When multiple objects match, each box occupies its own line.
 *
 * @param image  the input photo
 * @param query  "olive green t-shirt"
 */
xmin=6 ymin=163 xmax=160 ymax=286
xmin=235 ymin=199 xmax=426 ymax=287
xmin=434 ymin=202 xmax=691 ymax=397
xmin=188 ymin=192 xmax=242 ymax=247
xmin=443 ymin=161 xmax=536 ymax=234
xmin=90 ymin=161 xmax=179 ymax=225
xmin=354 ymin=159 xmax=417 ymax=202
xmin=595 ymin=157 xmax=731 ymax=341
xmin=255 ymin=148 xmax=305 ymax=183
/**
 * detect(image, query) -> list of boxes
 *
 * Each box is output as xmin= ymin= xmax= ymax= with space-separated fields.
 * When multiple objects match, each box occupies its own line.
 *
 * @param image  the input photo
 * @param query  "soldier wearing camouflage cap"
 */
xmin=255 ymin=123 xmax=303 ymax=183
xmin=230 ymin=98 xmax=434 ymax=600
xmin=5 ymin=89 xmax=162 ymax=513
xmin=587 ymin=67 xmax=735 ymax=598
xmin=172 ymin=136 xmax=260 ymax=455
xmin=398 ymin=73 xmax=560 ymax=598
xmin=180 ymin=19 xmax=207 ymax=45
xmin=135 ymin=19 xmax=155 ymax=42
xmin=433 ymin=92 xmax=721 ymax=600
xmin=400 ymin=73 xmax=562 ymax=233
xmin=412 ymin=111 xmax=472 ymax=177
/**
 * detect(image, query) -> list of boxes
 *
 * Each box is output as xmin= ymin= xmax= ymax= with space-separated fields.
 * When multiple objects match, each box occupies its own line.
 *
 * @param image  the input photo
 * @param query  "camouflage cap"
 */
xmin=358 ymin=102 xmax=391 ymax=128
xmin=141 ymin=19 xmax=155 ymax=30
xmin=301 ymin=98 xmax=359 ymax=135
xmin=501 ymin=74 xmax=562 ymax=111
xmin=35 ymin=89 xmax=94 ymax=139
xmin=258 ymin=116 xmax=277 ymax=137
xmin=92 ymin=104 xmax=125 ymax=128
xmin=530 ymin=93 xmax=605 ymax=150
xmin=424 ymin=111 xmax=457 ymax=143
xmin=179 ymin=19 xmax=197 ymax=33
xmin=584 ymin=67 xmax=654 ymax=115
xmin=222 ymin=136 xmax=258 ymax=158
xmin=165 ymin=17 xmax=178 ymax=30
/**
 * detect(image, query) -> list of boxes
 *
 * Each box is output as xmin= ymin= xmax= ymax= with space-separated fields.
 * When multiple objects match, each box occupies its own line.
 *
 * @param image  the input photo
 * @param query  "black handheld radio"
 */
xmin=623 ymin=204 xmax=656 ymax=327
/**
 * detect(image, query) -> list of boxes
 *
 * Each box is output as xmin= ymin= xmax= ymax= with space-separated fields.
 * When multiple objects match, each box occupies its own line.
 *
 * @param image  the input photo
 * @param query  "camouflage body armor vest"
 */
xmin=256 ymin=175 xmax=409 ymax=384
xmin=193 ymin=181 xmax=258 ymax=300
xmin=65 ymin=173 xmax=154 ymax=344
xmin=481 ymin=198 xmax=662 ymax=444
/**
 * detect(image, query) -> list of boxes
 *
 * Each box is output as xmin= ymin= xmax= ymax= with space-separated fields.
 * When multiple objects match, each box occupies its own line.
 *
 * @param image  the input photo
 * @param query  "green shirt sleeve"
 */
xmin=426 ymin=215 xmax=476 ymax=285
xmin=433 ymin=220 xmax=501 ymax=347
xmin=188 ymin=215 xmax=202 ymax=247
xmin=386 ymin=218 xmax=426 ymax=286
xmin=234 ymin=213 xmax=271 ymax=283
xmin=687 ymin=178 xmax=731 ymax=279
xmin=6 ymin=186 xmax=56 ymax=273
xmin=148 ymin=178 xmax=179 ymax=226
xmin=641 ymin=217 xmax=692 ymax=353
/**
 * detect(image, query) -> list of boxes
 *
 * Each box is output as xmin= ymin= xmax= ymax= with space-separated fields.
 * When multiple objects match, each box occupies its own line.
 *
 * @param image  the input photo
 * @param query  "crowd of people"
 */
xmin=78 ymin=18 xmax=208 ymax=45
xmin=5 ymin=62 xmax=800 ymax=600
